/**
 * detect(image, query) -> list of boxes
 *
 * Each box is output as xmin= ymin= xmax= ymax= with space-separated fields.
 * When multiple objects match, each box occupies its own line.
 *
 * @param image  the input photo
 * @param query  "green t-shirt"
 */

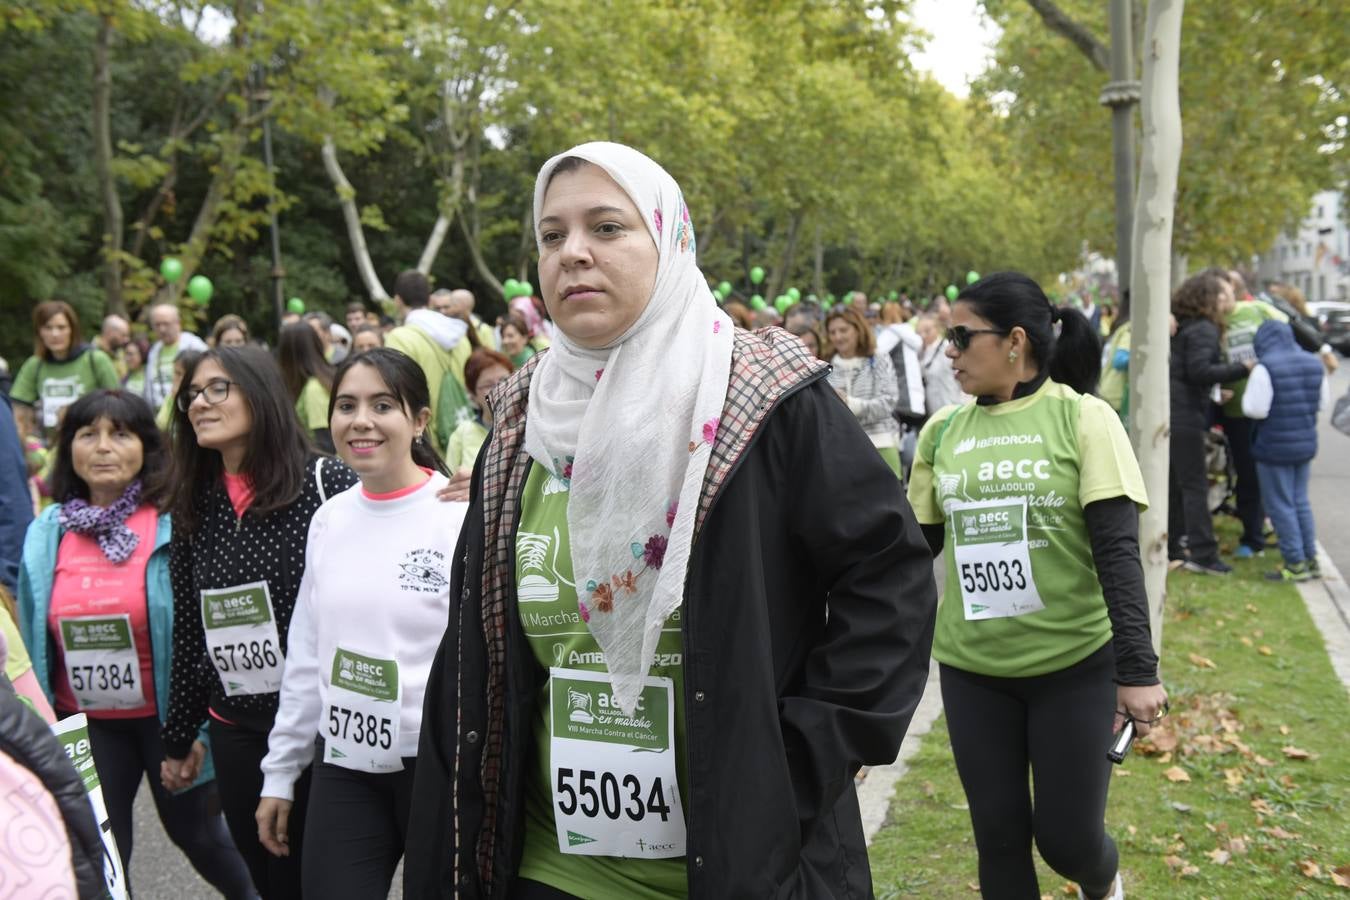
xmin=1221 ymin=300 xmax=1287 ymax=416
xmin=515 ymin=464 xmax=688 ymax=900
xmin=384 ymin=325 xmax=455 ymax=453
xmin=295 ymin=377 xmax=331 ymax=433
xmin=10 ymin=349 xmax=120 ymax=431
xmin=907 ymin=379 xmax=1148 ymax=678
xmin=445 ymin=419 xmax=487 ymax=473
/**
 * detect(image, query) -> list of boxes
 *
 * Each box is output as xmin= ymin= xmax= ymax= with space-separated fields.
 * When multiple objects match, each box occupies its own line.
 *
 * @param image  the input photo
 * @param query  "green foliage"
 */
xmin=976 ymin=0 xmax=1348 ymax=266
xmin=2 ymin=0 xmax=1094 ymax=367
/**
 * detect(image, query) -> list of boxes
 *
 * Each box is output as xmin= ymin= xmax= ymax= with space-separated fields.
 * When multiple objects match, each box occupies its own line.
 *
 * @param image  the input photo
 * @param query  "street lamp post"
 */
xmin=1099 ymin=0 xmax=1141 ymax=315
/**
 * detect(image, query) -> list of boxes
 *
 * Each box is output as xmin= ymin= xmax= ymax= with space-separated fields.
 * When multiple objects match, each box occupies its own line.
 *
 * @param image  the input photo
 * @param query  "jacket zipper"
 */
xmin=680 ymin=365 xmax=826 ymax=885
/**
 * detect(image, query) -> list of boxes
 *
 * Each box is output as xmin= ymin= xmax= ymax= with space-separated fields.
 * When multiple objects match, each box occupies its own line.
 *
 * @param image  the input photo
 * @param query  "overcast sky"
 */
xmin=906 ymin=0 xmax=1000 ymax=98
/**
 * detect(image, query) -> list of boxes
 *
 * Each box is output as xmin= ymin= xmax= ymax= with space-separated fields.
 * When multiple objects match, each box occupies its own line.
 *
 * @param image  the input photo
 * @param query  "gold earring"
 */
xmin=1008 ymin=351 xmax=1019 ymax=363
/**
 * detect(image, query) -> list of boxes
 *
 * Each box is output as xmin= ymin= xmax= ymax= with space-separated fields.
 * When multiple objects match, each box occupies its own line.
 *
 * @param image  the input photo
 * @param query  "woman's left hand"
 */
xmin=1115 ymin=683 xmax=1169 ymax=738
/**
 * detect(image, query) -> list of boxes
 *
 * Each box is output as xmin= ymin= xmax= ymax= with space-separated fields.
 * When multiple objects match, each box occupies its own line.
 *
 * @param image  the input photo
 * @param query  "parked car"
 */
xmin=1309 ymin=301 xmax=1350 ymax=354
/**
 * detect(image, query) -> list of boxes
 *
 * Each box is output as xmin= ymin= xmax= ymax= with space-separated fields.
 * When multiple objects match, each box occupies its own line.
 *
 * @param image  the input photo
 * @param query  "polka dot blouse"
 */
xmin=161 ymin=456 xmax=358 ymax=758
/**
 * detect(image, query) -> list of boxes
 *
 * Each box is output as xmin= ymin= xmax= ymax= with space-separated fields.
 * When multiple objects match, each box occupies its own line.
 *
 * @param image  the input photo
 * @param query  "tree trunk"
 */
xmin=460 ymin=213 xmax=504 ymax=300
xmin=93 ymin=15 xmax=125 ymax=317
xmin=1127 ymin=0 xmax=1184 ymax=657
xmin=765 ymin=212 xmax=803 ymax=302
xmin=812 ymin=222 xmax=825 ymax=297
xmin=321 ymin=136 xmax=390 ymax=302
xmin=418 ymin=213 xmax=453 ymax=276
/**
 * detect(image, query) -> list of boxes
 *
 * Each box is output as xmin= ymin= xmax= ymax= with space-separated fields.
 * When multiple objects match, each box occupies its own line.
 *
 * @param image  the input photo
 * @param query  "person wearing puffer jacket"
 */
xmin=1242 ymin=320 xmax=1330 ymax=583
xmin=0 ymin=628 xmax=108 ymax=899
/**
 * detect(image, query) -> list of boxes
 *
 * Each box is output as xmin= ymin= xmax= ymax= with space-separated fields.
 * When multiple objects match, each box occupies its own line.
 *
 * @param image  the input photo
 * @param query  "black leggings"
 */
xmin=82 ymin=714 xmax=254 ymax=899
xmin=1216 ymin=411 xmax=1266 ymax=550
xmin=940 ymin=644 xmax=1119 ymax=900
xmin=301 ymin=755 xmax=417 ymax=899
xmin=1168 ymin=424 xmax=1219 ymax=562
xmin=210 ymin=717 xmax=311 ymax=900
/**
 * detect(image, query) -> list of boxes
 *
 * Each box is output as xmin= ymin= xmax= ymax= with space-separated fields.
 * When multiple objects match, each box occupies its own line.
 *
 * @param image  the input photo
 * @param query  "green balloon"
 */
xmin=787 ymin=287 xmax=801 ymax=302
xmin=518 ymin=281 xmax=534 ymax=298
xmin=287 ymin=297 xmax=306 ymax=314
xmin=718 ymin=281 xmax=732 ymax=295
xmin=826 ymin=293 xmax=836 ymax=304
xmin=749 ymin=266 xmax=765 ymax=285
xmin=889 ymin=290 xmax=899 ymax=301
xmin=502 ymin=278 xmax=520 ymax=298
xmin=160 ymin=257 xmax=183 ymax=283
xmin=774 ymin=296 xmax=791 ymax=313
xmin=750 ymin=295 xmax=766 ymax=310
xmin=186 ymin=275 xmax=213 ymax=304
xmin=966 ymin=271 xmax=980 ymax=285
xmin=946 ymin=285 xmax=959 ymax=301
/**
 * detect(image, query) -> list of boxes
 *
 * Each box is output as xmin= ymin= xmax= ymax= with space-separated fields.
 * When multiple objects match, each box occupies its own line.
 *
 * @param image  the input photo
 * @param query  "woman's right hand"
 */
xmin=256 ymin=797 xmax=294 ymax=857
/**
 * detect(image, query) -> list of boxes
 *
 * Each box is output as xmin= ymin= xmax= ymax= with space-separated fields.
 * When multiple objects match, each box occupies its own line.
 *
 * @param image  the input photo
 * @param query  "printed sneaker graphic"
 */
xmin=517 ymin=528 xmax=563 ymax=603
xmin=566 ymin=687 xmax=594 ymax=724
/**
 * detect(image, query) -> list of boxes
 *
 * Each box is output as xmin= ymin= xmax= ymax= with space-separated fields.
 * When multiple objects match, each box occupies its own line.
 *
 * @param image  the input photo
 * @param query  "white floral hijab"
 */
xmin=523 ymin=142 xmax=733 ymax=716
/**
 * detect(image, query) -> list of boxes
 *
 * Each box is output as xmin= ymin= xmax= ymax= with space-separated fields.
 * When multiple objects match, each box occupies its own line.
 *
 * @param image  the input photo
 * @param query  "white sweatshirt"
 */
xmin=261 ymin=472 xmax=468 ymax=799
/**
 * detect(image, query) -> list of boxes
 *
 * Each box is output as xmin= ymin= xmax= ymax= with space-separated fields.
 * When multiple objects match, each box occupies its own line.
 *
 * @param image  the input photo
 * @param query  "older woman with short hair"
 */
xmin=406 ymin=143 xmax=936 ymax=899
xmin=17 ymin=389 xmax=253 ymax=898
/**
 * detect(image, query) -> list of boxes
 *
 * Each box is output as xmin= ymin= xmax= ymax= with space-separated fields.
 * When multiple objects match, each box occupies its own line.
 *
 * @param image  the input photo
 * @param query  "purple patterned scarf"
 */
xmin=59 ymin=480 xmax=143 ymax=563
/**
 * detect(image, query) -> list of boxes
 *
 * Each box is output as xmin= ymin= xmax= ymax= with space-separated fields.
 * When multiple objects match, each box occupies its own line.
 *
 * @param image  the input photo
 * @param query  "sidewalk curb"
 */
xmin=859 ymin=661 xmax=944 ymax=845
xmin=1296 ymin=542 xmax=1350 ymax=694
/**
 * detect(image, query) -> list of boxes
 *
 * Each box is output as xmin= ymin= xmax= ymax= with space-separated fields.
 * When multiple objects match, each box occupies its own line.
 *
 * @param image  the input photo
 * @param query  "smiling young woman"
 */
xmin=257 ymin=348 xmax=467 ymax=899
xmin=160 ymin=346 xmax=358 ymax=899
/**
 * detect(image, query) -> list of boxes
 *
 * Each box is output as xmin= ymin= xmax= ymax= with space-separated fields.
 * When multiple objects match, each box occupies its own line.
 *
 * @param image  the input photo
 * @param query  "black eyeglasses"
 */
xmin=945 ymin=325 xmax=1009 ymax=351
xmin=178 ymin=379 xmax=236 ymax=412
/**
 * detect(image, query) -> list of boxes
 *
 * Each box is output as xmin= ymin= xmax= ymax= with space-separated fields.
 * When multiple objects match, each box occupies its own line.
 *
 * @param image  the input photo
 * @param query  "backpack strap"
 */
xmin=314 ymin=457 xmax=328 ymax=504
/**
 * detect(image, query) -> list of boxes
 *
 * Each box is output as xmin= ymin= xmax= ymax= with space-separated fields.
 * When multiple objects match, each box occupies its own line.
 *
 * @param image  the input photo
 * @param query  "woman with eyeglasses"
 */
xmin=825 ymin=305 xmax=903 ymax=477
xmin=159 ymin=345 xmax=358 ymax=899
xmin=907 ymin=273 xmax=1167 ymax=900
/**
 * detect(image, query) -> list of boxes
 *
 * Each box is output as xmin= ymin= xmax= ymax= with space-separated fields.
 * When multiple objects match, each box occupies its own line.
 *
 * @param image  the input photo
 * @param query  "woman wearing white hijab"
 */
xmin=407 ymin=143 xmax=937 ymax=899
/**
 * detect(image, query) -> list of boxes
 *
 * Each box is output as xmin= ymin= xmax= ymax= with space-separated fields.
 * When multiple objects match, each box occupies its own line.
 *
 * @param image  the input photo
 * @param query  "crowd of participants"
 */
xmin=0 ymin=140 xmax=1341 ymax=900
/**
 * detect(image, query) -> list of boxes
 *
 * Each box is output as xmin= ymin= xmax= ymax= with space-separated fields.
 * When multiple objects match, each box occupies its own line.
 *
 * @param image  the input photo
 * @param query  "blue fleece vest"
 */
xmin=1250 ymin=321 xmax=1322 ymax=465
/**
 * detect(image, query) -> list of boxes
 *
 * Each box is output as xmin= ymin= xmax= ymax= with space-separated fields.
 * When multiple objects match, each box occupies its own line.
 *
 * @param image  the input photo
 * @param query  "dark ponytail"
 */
xmin=956 ymin=271 xmax=1103 ymax=396
xmin=329 ymin=348 xmax=451 ymax=477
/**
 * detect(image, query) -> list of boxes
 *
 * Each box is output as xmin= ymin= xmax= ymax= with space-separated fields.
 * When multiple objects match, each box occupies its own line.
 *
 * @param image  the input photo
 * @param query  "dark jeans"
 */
xmin=1169 ymin=425 xmax=1220 ymax=562
xmin=1217 ymin=412 xmax=1266 ymax=549
xmin=1255 ymin=461 xmax=1317 ymax=565
xmin=301 ymin=756 xmax=417 ymax=899
xmin=82 ymin=713 xmax=254 ymax=899
xmin=210 ymin=717 xmax=311 ymax=900
xmin=940 ymin=644 xmax=1119 ymax=900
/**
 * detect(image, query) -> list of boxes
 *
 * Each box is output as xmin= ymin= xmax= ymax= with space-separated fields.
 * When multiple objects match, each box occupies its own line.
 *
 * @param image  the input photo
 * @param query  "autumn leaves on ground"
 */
xmin=870 ymin=524 xmax=1350 ymax=898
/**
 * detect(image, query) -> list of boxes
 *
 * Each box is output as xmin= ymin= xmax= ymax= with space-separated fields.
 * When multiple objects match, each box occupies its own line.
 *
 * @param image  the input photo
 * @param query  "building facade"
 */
xmin=1255 ymin=189 xmax=1350 ymax=302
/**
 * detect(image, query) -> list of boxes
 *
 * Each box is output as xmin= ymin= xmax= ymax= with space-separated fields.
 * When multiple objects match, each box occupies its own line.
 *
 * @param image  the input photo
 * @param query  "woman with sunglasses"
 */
xmin=159 ymin=346 xmax=358 ymax=899
xmin=825 ymin=305 xmax=903 ymax=477
xmin=907 ymin=273 xmax=1167 ymax=900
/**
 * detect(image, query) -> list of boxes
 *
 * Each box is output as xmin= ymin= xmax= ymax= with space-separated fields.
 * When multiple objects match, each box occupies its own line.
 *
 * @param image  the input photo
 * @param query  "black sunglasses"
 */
xmin=945 ymin=325 xmax=1009 ymax=351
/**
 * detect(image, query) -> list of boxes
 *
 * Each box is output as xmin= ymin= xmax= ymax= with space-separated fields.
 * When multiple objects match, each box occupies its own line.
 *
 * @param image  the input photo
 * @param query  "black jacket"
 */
xmin=405 ymin=334 xmax=938 ymax=898
xmin=162 ymin=455 xmax=357 ymax=756
xmin=0 ymin=676 xmax=108 ymax=898
xmin=1169 ymin=318 xmax=1247 ymax=431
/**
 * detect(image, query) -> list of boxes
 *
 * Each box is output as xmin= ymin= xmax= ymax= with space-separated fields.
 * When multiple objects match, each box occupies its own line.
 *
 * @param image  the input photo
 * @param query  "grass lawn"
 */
xmin=868 ymin=526 xmax=1350 ymax=899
